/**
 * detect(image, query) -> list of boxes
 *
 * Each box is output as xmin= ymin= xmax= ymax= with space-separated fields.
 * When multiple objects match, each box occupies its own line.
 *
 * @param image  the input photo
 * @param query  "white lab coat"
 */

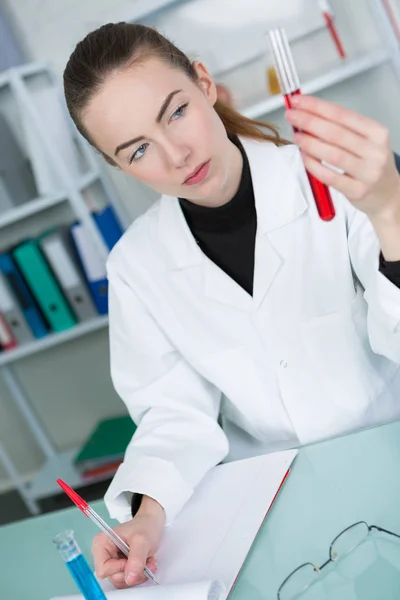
xmin=104 ymin=137 xmax=400 ymax=524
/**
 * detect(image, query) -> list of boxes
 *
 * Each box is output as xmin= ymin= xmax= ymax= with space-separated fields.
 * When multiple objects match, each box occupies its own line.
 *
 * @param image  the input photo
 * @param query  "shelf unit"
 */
xmin=1 ymin=0 xmax=400 ymax=515
xmin=126 ymin=0 xmax=400 ymax=120
xmin=242 ymin=47 xmax=391 ymax=119
xmin=112 ymin=0 xmax=189 ymax=24
xmin=0 ymin=60 xmax=49 ymax=88
xmin=0 ymin=62 xmax=125 ymax=514
xmin=0 ymin=171 xmax=98 ymax=230
xmin=0 ymin=316 xmax=109 ymax=367
xmin=26 ymin=448 xmax=116 ymax=504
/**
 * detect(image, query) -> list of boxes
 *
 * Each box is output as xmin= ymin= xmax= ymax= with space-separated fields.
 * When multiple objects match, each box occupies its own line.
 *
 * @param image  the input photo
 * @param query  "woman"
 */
xmin=63 ymin=22 xmax=400 ymax=590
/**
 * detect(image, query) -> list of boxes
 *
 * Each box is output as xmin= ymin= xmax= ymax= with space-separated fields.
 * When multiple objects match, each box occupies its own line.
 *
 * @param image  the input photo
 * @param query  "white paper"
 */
xmin=51 ymin=580 xmax=225 ymax=600
xmin=50 ymin=449 xmax=297 ymax=600
xmin=155 ymin=450 xmax=297 ymax=591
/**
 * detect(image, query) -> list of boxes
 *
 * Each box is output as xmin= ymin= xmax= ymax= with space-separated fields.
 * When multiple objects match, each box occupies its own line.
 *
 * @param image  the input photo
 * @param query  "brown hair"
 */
xmin=63 ymin=22 xmax=289 ymax=165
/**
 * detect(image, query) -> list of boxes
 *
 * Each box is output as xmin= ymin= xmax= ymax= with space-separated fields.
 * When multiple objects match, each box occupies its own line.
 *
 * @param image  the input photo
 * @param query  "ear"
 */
xmin=192 ymin=61 xmax=218 ymax=105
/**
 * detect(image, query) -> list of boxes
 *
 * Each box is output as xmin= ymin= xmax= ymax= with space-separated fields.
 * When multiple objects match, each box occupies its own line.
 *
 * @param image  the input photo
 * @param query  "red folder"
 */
xmin=0 ymin=312 xmax=17 ymax=351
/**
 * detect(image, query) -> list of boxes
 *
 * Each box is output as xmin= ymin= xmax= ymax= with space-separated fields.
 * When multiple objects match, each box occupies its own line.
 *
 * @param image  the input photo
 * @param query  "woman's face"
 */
xmin=83 ymin=57 xmax=239 ymax=205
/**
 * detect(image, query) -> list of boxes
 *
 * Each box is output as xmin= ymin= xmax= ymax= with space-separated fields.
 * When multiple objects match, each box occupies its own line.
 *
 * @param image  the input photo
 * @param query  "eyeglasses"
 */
xmin=277 ymin=521 xmax=400 ymax=600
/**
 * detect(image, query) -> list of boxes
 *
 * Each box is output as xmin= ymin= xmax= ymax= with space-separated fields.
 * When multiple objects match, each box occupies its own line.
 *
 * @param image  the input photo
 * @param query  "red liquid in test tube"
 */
xmin=268 ymin=29 xmax=335 ymax=222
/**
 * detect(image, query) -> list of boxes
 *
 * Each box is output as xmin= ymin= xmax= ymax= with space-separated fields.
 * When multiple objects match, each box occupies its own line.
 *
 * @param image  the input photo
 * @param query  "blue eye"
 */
xmin=171 ymin=102 xmax=188 ymax=121
xmin=127 ymin=103 xmax=188 ymax=164
xmin=129 ymin=143 xmax=148 ymax=164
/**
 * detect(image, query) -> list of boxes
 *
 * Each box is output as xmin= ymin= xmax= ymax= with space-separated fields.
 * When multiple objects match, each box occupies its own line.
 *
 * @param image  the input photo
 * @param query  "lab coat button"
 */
xmin=280 ymin=360 xmax=288 ymax=369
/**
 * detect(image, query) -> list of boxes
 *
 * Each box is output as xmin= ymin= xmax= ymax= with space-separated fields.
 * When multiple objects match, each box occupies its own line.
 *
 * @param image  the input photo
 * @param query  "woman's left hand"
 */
xmin=285 ymin=95 xmax=400 ymax=221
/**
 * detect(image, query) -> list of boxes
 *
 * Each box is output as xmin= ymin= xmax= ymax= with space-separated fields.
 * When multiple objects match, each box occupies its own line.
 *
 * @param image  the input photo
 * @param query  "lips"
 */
xmin=184 ymin=162 xmax=206 ymax=183
xmin=183 ymin=160 xmax=211 ymax=186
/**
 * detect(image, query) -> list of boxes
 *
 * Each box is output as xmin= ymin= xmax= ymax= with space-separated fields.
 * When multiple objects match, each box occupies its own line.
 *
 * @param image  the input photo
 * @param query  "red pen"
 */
xmin=57 ymin=478 xmax=159 ymax=585
xmin=268 ymin=28 xmax=336 ymax=222
xmin=318 ymin=0 xmax=347 ymax=59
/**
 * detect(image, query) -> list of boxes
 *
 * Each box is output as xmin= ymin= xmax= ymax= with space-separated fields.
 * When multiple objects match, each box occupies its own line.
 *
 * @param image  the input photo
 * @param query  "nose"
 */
xmin=163 ymin=139 xmax=190 ymax=169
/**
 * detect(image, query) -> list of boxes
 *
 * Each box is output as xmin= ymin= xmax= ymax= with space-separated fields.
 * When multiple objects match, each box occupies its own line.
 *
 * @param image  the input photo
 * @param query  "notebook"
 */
xmin=50 ymin=448 xmax=298 ymax=600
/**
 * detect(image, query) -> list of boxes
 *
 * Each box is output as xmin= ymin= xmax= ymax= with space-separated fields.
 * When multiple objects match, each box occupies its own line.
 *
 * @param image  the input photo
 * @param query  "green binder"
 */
xmin=74 ymin=415 xmax=136 ymax=471
xmin=12 ymin=239 xmax=77 ymax=332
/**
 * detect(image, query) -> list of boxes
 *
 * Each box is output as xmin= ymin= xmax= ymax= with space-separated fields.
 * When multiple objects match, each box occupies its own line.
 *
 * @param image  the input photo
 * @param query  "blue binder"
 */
xmin=92 ymin=205 xmax=123 ymax=251
xmin=70 ymin=222 xmax=108 ymax=315
xmin=0 ymin=252 xmax=49 ymax=339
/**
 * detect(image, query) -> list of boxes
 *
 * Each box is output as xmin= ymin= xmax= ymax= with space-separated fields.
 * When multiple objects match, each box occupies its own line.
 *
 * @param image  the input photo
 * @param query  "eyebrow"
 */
xmin=114 ymin=89 xmax=183 ymax=156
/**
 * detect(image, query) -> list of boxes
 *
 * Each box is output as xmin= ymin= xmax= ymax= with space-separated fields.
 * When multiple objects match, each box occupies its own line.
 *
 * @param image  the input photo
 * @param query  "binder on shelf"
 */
xmin=0 ymin=270 xmax=34 ymax=345
xmin=0 ymin=113 xmax=37 ymax=209
xmin=70 ymin=222 xmax=108 ymax=315
xmin=0 ymin=311 xmax=17 ymax=351
xmin=39 ymin=227 xmax=98 ymax=322
xmin=20 ymin=86 xmax=82 ymax=196
xmin=0 ymin=177 xmax=14 ymax=214
xmin=0 ymin=252 xmax=48 ymax=339
xmin=92 ymin=204 xmax=124 ymax=251
xmin=0 ymin=6 xmax=26 ymax=71
xmin=74 ymin=415 xmax=136 ymax=476
xmin=12 ymin=240 xmax=77 ymax=333
xmin=80 ymin=460 xmax=122 ymax=480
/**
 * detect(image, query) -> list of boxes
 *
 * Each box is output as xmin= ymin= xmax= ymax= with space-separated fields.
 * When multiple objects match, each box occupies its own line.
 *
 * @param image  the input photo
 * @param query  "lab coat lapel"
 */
xmin=241 ymin=137 xmax=308 ymax=310
xmin=203 ymin=256 xmax=254 ymax=311
xmin=158 ymin=138 xmax=308 ymax=311
xmin=158 ymin=194 xmax=254 ymax=311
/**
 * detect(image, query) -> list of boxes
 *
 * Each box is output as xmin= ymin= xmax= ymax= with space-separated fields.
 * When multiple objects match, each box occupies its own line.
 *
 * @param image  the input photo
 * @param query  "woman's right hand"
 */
xmin=92 ymin=496 xmax=166 ymax=589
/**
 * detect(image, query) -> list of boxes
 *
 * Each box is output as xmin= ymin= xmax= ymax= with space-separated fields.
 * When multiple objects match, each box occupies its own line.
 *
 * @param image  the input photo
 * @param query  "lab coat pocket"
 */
xmin=300 ymin=293 xmax=398 ymax=412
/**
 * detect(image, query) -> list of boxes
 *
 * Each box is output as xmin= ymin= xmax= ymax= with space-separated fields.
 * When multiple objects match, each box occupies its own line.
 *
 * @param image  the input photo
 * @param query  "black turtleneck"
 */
xmin=179 ymin=137 xmax=256 ymax=296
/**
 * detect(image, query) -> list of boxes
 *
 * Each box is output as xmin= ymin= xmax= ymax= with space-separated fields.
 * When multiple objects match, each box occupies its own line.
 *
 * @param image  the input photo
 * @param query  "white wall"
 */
xmin=0 ymin=0 xmax=400 ymax=492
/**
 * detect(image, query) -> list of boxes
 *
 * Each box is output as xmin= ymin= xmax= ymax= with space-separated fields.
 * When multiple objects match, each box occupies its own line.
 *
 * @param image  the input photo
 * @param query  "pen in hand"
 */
xmin=57 ymin=479 xmax=159 ymax=585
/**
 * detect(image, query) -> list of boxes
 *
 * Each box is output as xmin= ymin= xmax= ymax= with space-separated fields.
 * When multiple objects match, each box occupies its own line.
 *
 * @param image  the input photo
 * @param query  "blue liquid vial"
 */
xmin=54 ymin=530 xmax=107 ymax=600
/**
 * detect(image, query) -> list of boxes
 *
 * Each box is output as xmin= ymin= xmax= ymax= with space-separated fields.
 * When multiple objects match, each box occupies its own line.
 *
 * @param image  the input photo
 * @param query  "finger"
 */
xmin=92 ymin=541 xmax=120 ymax=577
xmin=110 ymin=570 xmax=148 ymax=588
xmin=146 ymin=556 xmax=158 ymax=573
xmin=109 ymin=572 xmax=129 ymax=587
xmin=109 ymin=571 xmax=147 ymax=589
xmin=97 ymin=557 xmax=127 ymax=579
xmin=92 ymin=533 xmax=120 ymax=558
xmin=294 ymin=132 xmax=365 ymax=179
xmin=108 ymin=557 xmax=158 ymax=588
xmin=286 ymin=110 xmax=367 ymax=158
xmin=289 ymin=95 xmax=386 ymax=141
xmin=125 ymin=535 xmax=151 ymax=586
xmin=300 ymin=150 xmax=363 ymax=198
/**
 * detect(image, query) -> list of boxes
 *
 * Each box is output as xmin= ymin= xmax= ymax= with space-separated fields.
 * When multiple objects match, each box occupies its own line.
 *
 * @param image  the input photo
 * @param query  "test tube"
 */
xmin=267 ymin=28 xmax=336 ymax=222
xmin=54 ymin=530 xmax=107 ymax=600
xmin=318 ymin=0 xmax=347 ymax=59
